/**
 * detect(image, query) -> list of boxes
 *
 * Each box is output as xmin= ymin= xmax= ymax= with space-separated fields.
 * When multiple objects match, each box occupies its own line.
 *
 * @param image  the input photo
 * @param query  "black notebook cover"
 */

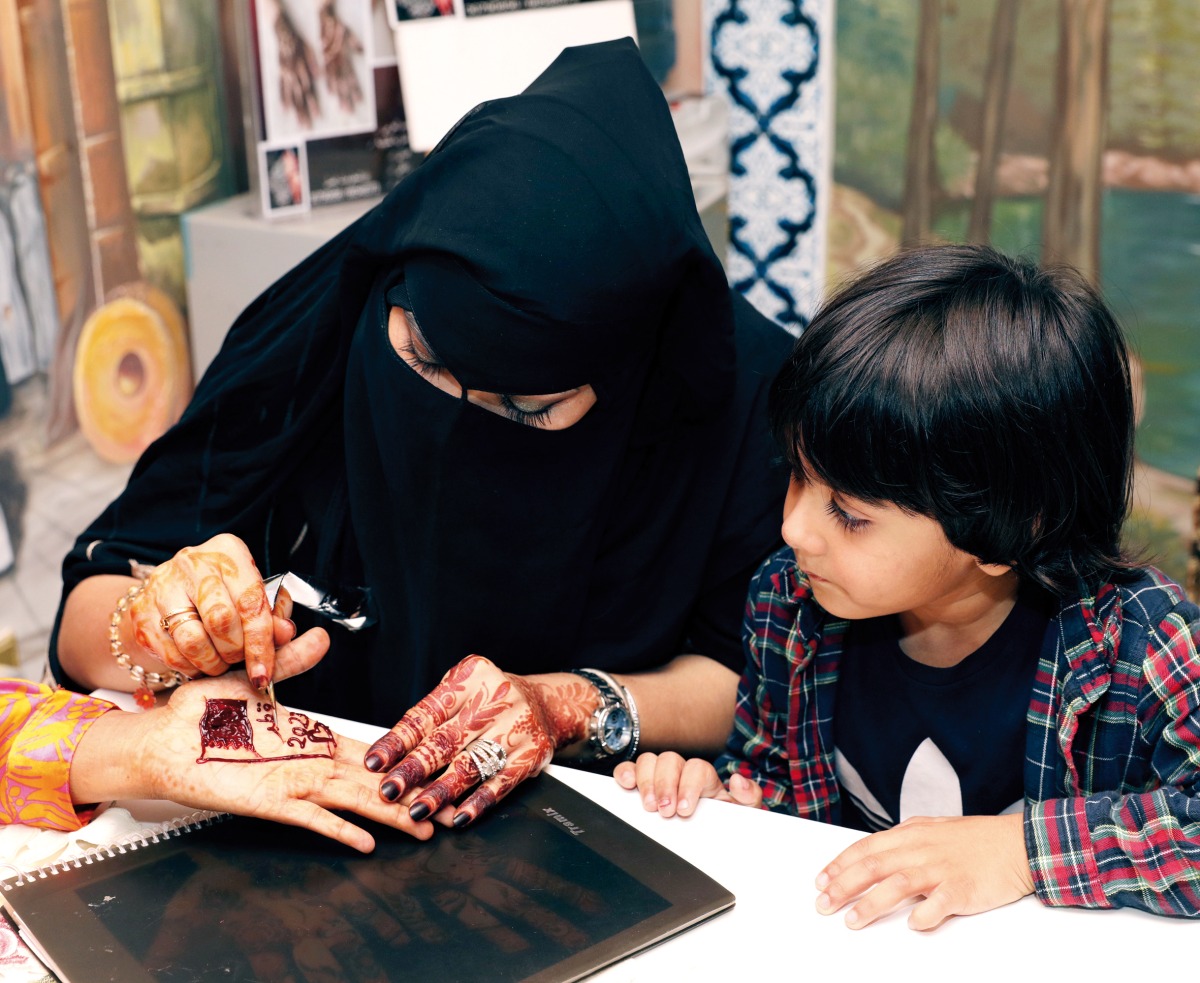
xmin=0 ymin=772 xmax=733 ymax=982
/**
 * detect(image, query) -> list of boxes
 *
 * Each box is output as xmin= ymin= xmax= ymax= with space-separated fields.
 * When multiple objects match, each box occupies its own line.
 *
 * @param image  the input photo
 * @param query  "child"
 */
xmin=615 ymin=244 xmax=1200 ymax=929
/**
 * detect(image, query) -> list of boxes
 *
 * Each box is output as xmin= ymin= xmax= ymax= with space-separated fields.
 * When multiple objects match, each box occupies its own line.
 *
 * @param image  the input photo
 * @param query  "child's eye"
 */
xmin=500 ymin=394 xmax=555 ymax=428
xmin=398 ymin=342 xmax=446 ymax=379
xmin=825 ymin=498 xmax=870 ymax=533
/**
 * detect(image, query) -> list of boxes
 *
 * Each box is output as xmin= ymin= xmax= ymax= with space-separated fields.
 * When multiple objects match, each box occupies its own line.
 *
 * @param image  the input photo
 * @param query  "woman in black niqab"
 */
xmin=53 ymin=38 xmax=791 ymax=824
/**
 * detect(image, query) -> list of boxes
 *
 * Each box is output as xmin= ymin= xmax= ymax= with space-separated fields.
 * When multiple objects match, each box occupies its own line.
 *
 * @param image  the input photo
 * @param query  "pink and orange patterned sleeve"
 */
xmin=0 ymin=679 xmax=116 ymax=831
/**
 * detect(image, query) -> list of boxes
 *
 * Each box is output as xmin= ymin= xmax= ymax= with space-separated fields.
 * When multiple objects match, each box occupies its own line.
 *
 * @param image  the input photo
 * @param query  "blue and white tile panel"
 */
xmin=705 ymin=0 xmax=833 ymax=333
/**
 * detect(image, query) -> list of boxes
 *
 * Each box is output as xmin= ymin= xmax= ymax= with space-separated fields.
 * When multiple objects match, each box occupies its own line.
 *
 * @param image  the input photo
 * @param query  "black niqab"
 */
xmin=52 ymin=39 xmax=791 ymax=724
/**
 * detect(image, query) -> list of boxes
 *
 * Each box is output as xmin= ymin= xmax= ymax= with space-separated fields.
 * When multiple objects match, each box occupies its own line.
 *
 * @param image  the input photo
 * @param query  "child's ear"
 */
xmin=976 ymin=560 xmax=1013 ymax=578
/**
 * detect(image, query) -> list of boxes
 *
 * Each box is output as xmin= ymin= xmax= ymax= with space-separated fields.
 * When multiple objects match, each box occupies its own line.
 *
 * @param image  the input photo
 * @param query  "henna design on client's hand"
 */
xmin=197 ymin=697 xmax=336 ymax=764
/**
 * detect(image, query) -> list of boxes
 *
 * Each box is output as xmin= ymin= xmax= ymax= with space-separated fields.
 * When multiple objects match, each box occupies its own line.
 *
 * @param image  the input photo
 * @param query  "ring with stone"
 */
xmin=160 ymin=608 xmax=202 ymax=634
xmin=466 ymin=738 xmax=508 ymax=782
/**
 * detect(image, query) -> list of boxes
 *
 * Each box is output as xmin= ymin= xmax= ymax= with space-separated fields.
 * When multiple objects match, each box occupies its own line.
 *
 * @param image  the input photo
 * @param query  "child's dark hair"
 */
xmin=769 ymin=243 xmax=1137 ymax=596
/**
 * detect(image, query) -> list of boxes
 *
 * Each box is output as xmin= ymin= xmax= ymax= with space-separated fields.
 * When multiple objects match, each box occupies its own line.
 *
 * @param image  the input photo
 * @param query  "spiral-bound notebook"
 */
xmin=0 ymin=772 xmax=733 ymax=983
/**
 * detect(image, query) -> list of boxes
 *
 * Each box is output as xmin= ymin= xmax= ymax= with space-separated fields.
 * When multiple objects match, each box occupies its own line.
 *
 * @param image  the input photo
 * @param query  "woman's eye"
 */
xmin=398 ymin=342 xmax=445 ymax=379
xmin=500 ymin=394 xmax=555 ymax=428
xmin=824 ymin=498 xmax=869 ymax=533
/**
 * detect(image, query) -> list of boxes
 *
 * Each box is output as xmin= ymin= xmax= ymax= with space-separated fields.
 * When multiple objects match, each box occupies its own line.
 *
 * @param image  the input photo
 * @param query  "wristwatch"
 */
xmin=570 ymin=668 xmax=640 ymax=762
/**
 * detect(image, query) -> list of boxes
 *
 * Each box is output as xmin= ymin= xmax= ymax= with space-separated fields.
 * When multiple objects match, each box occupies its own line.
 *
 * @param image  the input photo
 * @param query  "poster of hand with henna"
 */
xmin=255 ymin=0 xmax=376 ymax=142
xmin=320 ymin=0 xmax=366 ymax=115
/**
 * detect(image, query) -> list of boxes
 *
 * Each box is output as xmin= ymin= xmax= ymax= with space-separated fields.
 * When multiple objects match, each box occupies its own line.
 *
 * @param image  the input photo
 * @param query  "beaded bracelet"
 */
xmin=110 ymin=581 xmax=187 ymax=707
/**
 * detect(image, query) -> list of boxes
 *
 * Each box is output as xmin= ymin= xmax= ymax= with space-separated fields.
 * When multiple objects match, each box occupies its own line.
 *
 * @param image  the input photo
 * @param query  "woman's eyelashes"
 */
xmin=825 ymin=497 xmax=870 ymax=533
xmin=398 ymin=341 xmax=559 ymax=426
xmin=499 ymin=394 xmax=556 ymax=427
xmin=398 ymin=341 xmax=446 ymax=379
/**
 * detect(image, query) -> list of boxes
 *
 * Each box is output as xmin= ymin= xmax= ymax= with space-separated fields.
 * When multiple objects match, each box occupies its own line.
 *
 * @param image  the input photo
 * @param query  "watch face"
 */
xmin=597 ymin=705 xmax=632 ymax=753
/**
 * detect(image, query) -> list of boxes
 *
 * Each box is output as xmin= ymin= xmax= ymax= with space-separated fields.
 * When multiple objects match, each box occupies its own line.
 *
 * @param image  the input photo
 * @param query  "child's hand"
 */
xmin=815 ymin=812 xmax=1034 ymax=930
xmin=612 ymin=751 xmax=762 ymax=817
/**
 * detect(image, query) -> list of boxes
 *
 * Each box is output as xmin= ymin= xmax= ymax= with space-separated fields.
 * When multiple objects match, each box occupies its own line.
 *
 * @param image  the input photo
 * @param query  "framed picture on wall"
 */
xmin=242 ymin=0 xmax=421 ymax=216
xmin=254 ymin=0 xmax=377 ymax=143
xmin=258 ymin=141 xmax=310 ymax=217
xmin=386 ymin=0 xmax=454 ymax=22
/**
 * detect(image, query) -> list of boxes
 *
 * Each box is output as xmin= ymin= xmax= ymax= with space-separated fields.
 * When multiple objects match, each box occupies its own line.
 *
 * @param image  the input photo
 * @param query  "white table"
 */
xmin=548 ymin=766 xmax=1191 ymax=980
xmin=10 ymin=699 xmax=1186 ymax=983
xmin=319 ymin=715 xmax=1193 ymax=982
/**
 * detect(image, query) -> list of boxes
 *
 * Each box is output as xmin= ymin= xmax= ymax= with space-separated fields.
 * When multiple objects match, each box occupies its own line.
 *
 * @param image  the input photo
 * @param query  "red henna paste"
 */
xmin=196 ymin=698 xmax=337 ymax=764
xmin=199 ymin=698 xmax=256 ymax=753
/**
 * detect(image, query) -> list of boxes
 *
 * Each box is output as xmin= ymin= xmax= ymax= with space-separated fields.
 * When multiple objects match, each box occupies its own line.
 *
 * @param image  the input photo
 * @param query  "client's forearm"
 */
xmin=69 ymin=709 xmax=159 ymax=804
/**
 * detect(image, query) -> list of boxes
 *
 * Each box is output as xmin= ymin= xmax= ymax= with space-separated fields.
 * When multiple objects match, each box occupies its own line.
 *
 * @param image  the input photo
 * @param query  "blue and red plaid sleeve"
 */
xmin=1025 ymin=597 xmax=1200 ymax=916
xmin=715 ymin=557 xmax=799 ymax=813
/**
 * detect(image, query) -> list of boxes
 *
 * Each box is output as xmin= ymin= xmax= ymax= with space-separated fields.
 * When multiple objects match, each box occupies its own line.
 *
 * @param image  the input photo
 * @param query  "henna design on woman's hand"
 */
xmin=520 ymin=677 xmax=595 ymax=748
xmin=368 ymin=657 xmax=477 ymax=770
xmin=366 ymin=656 xmax=597 ymax=825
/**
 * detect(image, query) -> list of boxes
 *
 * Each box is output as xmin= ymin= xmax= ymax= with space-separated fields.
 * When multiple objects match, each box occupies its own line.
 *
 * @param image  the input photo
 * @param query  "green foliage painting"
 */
xmin=831 ymin=0 xmax=1199 ymax=581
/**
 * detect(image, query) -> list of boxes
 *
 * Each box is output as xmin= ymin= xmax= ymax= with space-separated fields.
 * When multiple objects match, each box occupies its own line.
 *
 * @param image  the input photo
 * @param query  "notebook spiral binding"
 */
xmin=0 ymin=811 xmax=231 ymax=891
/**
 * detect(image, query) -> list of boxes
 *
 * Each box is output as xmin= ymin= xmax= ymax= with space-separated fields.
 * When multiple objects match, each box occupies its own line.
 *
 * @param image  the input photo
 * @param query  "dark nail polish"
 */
xmin=252 ymin=674 xmax=269 ymax=691
xmin=409 ymin=801 xmax=431 ymax=822
xmin=452 ymin=812 xmax=470 ymax=828
xmin=380 ymin=781 xmax=399 ymax=802
xmin=365 ymin=753 xmax=384 ymax=772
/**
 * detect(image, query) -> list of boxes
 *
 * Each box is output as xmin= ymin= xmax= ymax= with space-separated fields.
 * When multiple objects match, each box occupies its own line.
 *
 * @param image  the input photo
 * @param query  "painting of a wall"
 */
xmin=831 ymin=0 xmax=1199 ymax=582
xmin=0 ymin=0 xmax=234 ymax=676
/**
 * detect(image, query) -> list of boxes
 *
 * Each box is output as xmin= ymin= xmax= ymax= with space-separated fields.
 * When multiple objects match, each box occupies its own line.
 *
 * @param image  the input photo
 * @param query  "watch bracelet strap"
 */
xmin=571 ymin=667 xmax=641 ymax=762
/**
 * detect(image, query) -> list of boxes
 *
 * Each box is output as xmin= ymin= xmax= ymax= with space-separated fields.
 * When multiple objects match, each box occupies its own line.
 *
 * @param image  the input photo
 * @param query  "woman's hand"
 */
xmin=613 ymin=751 xmax=763 ymax=817
xmin=364 ymin=656 xmax=597 ymax=827
xmin=127 ymin=533 xmax=317 ymax=687
xmin=72 ymin=643 xmax=434 ymax=852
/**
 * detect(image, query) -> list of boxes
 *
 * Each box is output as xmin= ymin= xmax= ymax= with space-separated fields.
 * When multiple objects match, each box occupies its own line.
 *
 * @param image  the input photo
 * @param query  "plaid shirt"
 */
xmin=716 ymin=546 xmax=1200 ymax=917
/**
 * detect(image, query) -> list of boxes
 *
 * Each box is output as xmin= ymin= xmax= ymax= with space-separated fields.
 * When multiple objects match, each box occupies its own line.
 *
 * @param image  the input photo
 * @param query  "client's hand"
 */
xmin=70 ymin=644 xmax=434 ymax=852
xmin=131 ymin=533 xmax=319 ymax=688
xmin=613 ymin=752 xmax=763 ymax=817
xmin=364 ymin=655 xmax=595 ymax=827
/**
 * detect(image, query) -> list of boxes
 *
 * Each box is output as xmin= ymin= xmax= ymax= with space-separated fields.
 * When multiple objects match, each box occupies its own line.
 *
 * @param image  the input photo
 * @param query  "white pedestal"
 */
xmin=182 ymin=195 xmax=378 ymax=383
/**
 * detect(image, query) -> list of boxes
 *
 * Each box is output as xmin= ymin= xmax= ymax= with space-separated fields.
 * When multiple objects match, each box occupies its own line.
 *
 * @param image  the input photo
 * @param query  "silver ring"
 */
xmin=466 ymin=738 xmax=507 ymax=782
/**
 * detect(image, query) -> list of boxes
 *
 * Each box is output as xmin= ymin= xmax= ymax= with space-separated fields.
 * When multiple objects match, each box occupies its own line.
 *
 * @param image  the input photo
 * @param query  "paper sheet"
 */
xmin=392 ymin=0 xmax=638 ymax=150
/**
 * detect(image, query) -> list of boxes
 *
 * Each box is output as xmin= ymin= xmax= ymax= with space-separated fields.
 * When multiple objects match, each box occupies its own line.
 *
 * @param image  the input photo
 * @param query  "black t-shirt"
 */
xmin=833 ymin=588 xmax=1052 ymax=832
